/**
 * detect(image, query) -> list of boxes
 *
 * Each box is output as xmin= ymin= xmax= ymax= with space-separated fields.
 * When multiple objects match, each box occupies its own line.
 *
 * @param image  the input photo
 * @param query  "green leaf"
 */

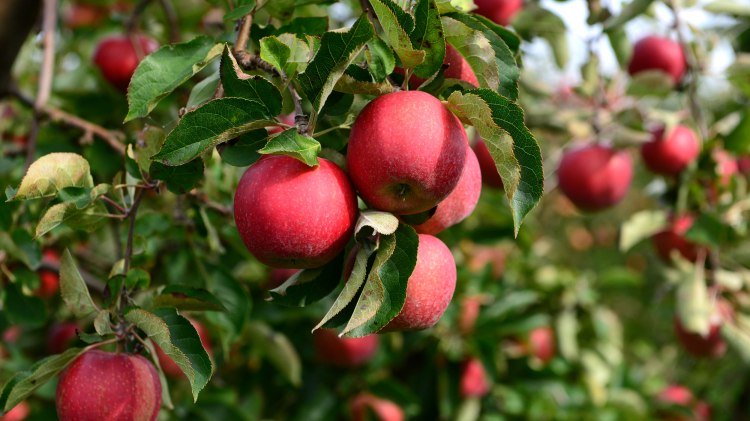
xmin=247 ymin=322 xmax=301 ymax=386
xmin=10 ymin=153 xmax=93 ymax=201
xmin=0 ymin=230 xmax=41 ymax=269
xmin=722 ymin=322 xmax=750 ymax=363
xmin=150 ymin=159 xmax=205 ymax=194
xmin=224 ymin=3 xmax=255 ymax=20
xmin=219 ymin=130 xmax=267 ymax=167
xmin=725 ymin=109 xmax=750 ymax=155
xmin=675 ymin=259 xmax=711 ymax=335
xmin=619 ymin=210 xmax=668 ymax=251
xmin=3 ymin=283 xmax=46 ymax=328
xmin=258 ymin=128 xmax=321 ymax=166
xmin=60 ymin=249 xmax=98 ymax=318
xmin=153 ymin=285 xmax=228 ymax=312
xmin=355 ymin=210 xmax=400 ymax=237
xmin=135 ymin=126 xmax=166 ymax=174
xmin=94 ymin=310 xmax=113 ymax=335
xmin=705 ymin=0 xmax=750 ymax=16
xmin=275 ymin=17 xmax=329 ymax=36
xmin=126 ymin=37 xmax=225 ymax=122
xmin=411 ymin=0 xmax=446 ymax=79
xmin=366 ymin=39 xmax=397 ymax=82
xmin=260 ymin=34 xmax=318 ymax=77
xmin=334 ymin=73 xmax=397 ymax=96
xmin=125 ymin=307 xmax=213 ymax=401
xmin=445 ymin=13 xmax=519 ymax=99
xmin=269 ymin=252 xmax=345 ymax=307
xmin=445 ymin=89 xmax=543 ymax=234
xmin=187 ymin=72 xmax=221 ymax=110
xmin=344 ymin=224 xmax=419 ymax=337
xmin=153 ymin=98 xmax=277 ymax=166
xmin=603 ymin=0 xmax=654 ymax=30
xmin=207 ymin=269 xmax=250 ymax=335
xmin=605 ymin=26 xmax=630 ymax=67
xmin=126 ymin=268 xmax=150 ymax=290
xmin=219 ymin=48 xmax=283 ymax=117
xmin=35 ymin=201 xmax=107 ymax=238
xmin=442 ymin=16 xmax=500 ymax=91
xmin=0 ymin=347 xmax=86 ymax=413
xmin=685 ymin=213 xmax=731 ymax=247
xmin=370 ymin=0 xmax=426 ymax=69
xmin=470 ymin=14 xmax=521 ymax=54
xmin=435 ymin=0 xmax=476 ymax=14
xmin=298 ymin=15 xmax=374 ymax=114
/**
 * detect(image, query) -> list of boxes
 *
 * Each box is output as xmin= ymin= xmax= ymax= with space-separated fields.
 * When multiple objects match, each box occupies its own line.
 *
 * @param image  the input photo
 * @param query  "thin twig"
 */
xmin=158 ymin=0 xmax=179 ymax=43
xmin=123 ymin=189 xmax=144 ymax=273
xmin=126 ymin=0 xmax=153 ymax=34
xmin=100 ymin=196 xmax=127 ymax=214
xmin=235 ymin=14 xmax=253 ymax=52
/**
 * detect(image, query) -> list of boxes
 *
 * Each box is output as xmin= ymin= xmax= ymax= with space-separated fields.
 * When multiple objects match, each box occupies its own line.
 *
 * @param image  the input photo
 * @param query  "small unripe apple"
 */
xmin=557 ymin=144 xmax=633 ymax=212
xmin=458 ymin=296 xmax=482 ymax=335
xmin=460 ymin=357 xmax=490 ymax=398
xmin=641 ymin=125 xmax=700 ymax=176
xmin=651 ymin=215 xmax=702 ymax=263
xmin=1 ymin=401 xmax=30 ymax=421
xmin=93 ymin=35 xmax=159 ymax=92
xmin=347 ymin=91 xmax=467 ymax=215
xmin=37 ymin=249 xmax=61 ymax=298
xmin=312 ymin=329 xmax=379 ymax=367
xmin=413 ymin=144 xmax=481 ymax=234
xmin=266 ymin=268 xmax=299 ymax=290
xmin=46 ymin=322 xmax=79 ymax=355
xmin=382 ymin=234 xmax=456 ymax=331
xmin=56 ymin=349 xmax=162 ymax=421
xmin=674 ymin=304 xmax=728 ymax=358
xmin=473 ymin=138 xmax=503 ymax=189
xmin=63 ymin=3 xmax=108 ymax=29
xmin=473 ymin=0 xmax=523 ymax=26
xmin=628 ymin=36 xmax=686 ymax=84
xmin=268 ymin=113 xmax=296 ymax=135
xmin=396 ymin=45 xmax=478 ymax=88
xmin=527 ymin=326 xmax=555 ymax=364
xmin=234 ymin=156 xmax=358 ymax=268
xmin=350 ymin=393 xmax=404 ymax=421
xmin=155 ymin=319 xmax=212 ymax=378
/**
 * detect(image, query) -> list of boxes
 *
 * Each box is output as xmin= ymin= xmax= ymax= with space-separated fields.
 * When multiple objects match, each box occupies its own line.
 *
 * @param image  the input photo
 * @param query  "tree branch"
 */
xmin=235 ymin=13 xmax=252 ymax=52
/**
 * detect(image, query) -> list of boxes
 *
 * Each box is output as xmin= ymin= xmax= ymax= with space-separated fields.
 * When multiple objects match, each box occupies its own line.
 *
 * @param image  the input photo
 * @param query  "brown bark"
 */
xmin=0 ymin=0 xmax=42 ymax=96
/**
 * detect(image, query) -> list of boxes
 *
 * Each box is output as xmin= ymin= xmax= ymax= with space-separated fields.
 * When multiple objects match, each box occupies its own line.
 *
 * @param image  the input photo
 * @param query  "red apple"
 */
xmin=234 ymin=156 xmax=358 ymax=268
xmin=473 ymin=0 xmax=523 ymax=26
xmin=56 ymin=349 xmax=162 ymax=421
xmin=473 ymin=138 xmax=504 ymax=189
xmin=47 ymin=323 xmax=80 ymax=355
xmin=657 ymin=385 xmax=710 ymax=421
xmin=396 ymin=45 xmax=478 ymax=88
xmin=460 ymin=357 xmax=490 ymax=398
xmin=37 ymin=249 xmax=61 ymax=298
xmin=651 ymin=214 xmax=702 ymax=263
xmin=1 ymin=401 xmax=30 ymax=421
xmin=713 ymin=149 xmax=739 ymax=186
xmin=557 ymin=144 xmax=633 ymax=212
xmin=641 ymin=125 xmax=700 ymax=176
xmin=738 ymin=155 xmax=750 ymax=176
xmin=350 ymin=393 xmax=404 ymax=421
xmin=458 ymin=296 xmax=482 ymax=335
xmin=628 ymin=36 xmax=686 ymax=84
xmin=312 ymin=329 xmax=379 ymax=367
xmin=93 ymin=35 xmax=159 ymax=92
xmin=155 ymin=319 xmax=212 ymax=378
xmin=382 ymin=234 xmax=456 ymax=331
xmin=527 ymin=326 xmax=555 ymax=364
xmin=674 ymin=305 xmax=727 ymax=358
xmin=413 ymin=144 xmax=481 ymax=234
xmin=347 ymin=91 xmax=467 ymax=215
xmin=266 ymin=268 xmax=299 ymax=290
xmin=268 ymin=113 xmax=296 ymax=135
xmin=63 ymin=3 xmax=108 ymax=29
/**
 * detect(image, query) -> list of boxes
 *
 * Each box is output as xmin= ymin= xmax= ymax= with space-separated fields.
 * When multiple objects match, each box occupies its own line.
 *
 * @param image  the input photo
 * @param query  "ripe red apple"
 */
xmin=413 ymin=144 xmax=481 ymax=234
xmin=657 ymin=385 xmax=710 ymax=421
xmin=458 ymin=296 xmax=482 ymax=335
xmin=312 ymin=329 xmax=379 ymax=367
xmin=628 ymin=36 xmax=686 ymax=84
xmin=473 ymin=0 xmax=523 ymax=26
xmin=93 ymin=35 xmax=159 ymax=92
xmin=268 ymin=113 xmax=296 ymax=135
xmin=460 ymin=357 xmax=490 ymax=398
xmin=651 ymin=214 xmax=702 ymax=263
xmin=1 ymin=401 xmax=30 ymax=421
xmin=56 ymin=349 xmax=162 ymax=421
xmin=396 ymin=45 xmax=478 ymax=88
xmin=674 ymin=306 xmax=727 ymax=358
xmin=347 ymin=91 xmax=467 ymax=215
xmin=350 ymin=394 xmax=404 ymax=421
xmin=526 ymin=326 xmax=555 ymax=364
xmin=155 ymin=319 xmax=212 ymax=378
xmin=266 ymin=268 xmax=299 ymax=290
xmin=641 ymin=125 xmax=700 ymax=176
xmin=557 ymin=144 xmax=633 ymax=212
xmin=234 ymin=155 xmax=358 ymax=268
xmin=47 ymin=322 xmax=79 ymax=355
xmin=473 ymin=138 xmax=504 ymax=189
xmin=382 ymin=234 xmax=456 ymax=331
xmin=37 ymin=249 xmax=61 ymax=298
xmin=63 ymin=3 xmax=108 ymax=29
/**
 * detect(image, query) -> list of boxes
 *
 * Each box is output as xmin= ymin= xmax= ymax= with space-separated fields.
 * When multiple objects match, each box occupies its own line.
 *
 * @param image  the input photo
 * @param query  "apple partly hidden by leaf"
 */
xmin=473 ymin=138 xmax=504 ymax=189
xmin=396 ymin=45 xmax=479 ymax=88
xmin=350 ymin=393 xmax=404 ymax=421
xmin=473 ymin=0 xmax=523 ymax=26
xmin=155 ymin=319 xmax=213 ymax=378
xmin=313 ymin=329 xmax=379 ymax=367
xmin=266 ymin=268 xmax=299 ymax=290
xmin=56 ymin=349 xmax=162 ymax=421
xmin=526 ymin=326 xmax=555 ymax=364
xmin=651 ymin=214 xmax=703 ymax=263
xmin=46 ymin=322 xmax=80 ymax=355
xmin=37 ymin=249 xmax=61 ymax=298
xmin=557 ymin=144 xmax=633 ymax=212
xmin=347 ymin=91 xmax=467 ymax=215
xmin=234 ymin=155 xmax=358 ymax=268
xmin=657 ymin=384 xmax=711 ymax=421
xmin=628 ymin=36 xmax=686 ymax=85
xmin=1 ymin=401 xmax=30 ymax=421
xmin=268 ymin=113 xmax=296 ymax=135
xmin=641 ymin=125 xmax=700 ymax=176
xmin=93 ymin=34 xmax=159 ymax=92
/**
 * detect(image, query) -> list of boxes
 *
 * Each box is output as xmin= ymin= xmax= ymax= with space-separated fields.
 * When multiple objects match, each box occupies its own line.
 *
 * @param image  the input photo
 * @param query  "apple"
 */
xmin=47 ymin=323 xmax=80 ymax=355
xmin=658 ymin=385 xmax=693 ymax=406
xmin=713 ymin=149 xmax=739 ymax=186
xmin=382 ymin=234 xmax=456 ymax=331
xmin=674 ymin=304 xmax=728 ymax=358
xmin=460 ymin=357 xmax=490 ymax=398
xmin=526 ymin=326 xmax=555 ymax=364
xmin=93 ymin=35 xmax=159 ymax=92
xmin=266 ymin=268 xmax=299 ymax=290
xmin=738 ymin=155 xmax=750 ymax=176
xmin=458 ymin=296 xmax=482 ymax=335
xmin=473 ymin=138 xmax=504 ymax=189
xmin=155 ymin=319 xmax=212 ymax=378
xmin=350 ymin=393 xmax=404 ymax=421
xmin=641 ymin=125 xmax=700 ymax=176
xmin=396 ymin=45 xmax=478 ymax=88
xmin=56 ymin=349 xmax=162 ymax=421
xmin=413 ymin=143 xmax=481 ymax=234
xmin=628 ymin=36 xmax=686 ymax=84
xmin=312 ymin=329 xmax=379 ymax=367
xmin=657 ymin=385 xmax=710 ymax=421
xmin=651 ymin=214 xmax=703 ymax=263
xmin=63 ymin=3 xmax=108 ymax=29
xmin=557 ymin=144 xmax=633 ymax=212
xmin=268 ymin=113 xmax=296 ymax=135
xmin=234 ymin=155 xmax=358 ymax=268
xmin=473 ymin=0 xmax=523 ymax=26
xmin=37 ymin=249 xmax=61 ymax=298
xmin=347 ymin=90 xmax=467 ymax=215
xmin=1 ymin=401 xmax=30 ymax=421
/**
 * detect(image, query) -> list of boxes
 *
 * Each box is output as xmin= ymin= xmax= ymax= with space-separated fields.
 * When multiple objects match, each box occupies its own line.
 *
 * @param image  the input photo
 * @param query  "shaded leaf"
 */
xmin=153 ymin=285 xmax=227 ymax=312
xmin=10 ymin=153 xmax=93 ymax=201
xmin=60 ymin=249 xmax=98 ymax=318
xmin=270 ymin=253 xmax=345 ymax=307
